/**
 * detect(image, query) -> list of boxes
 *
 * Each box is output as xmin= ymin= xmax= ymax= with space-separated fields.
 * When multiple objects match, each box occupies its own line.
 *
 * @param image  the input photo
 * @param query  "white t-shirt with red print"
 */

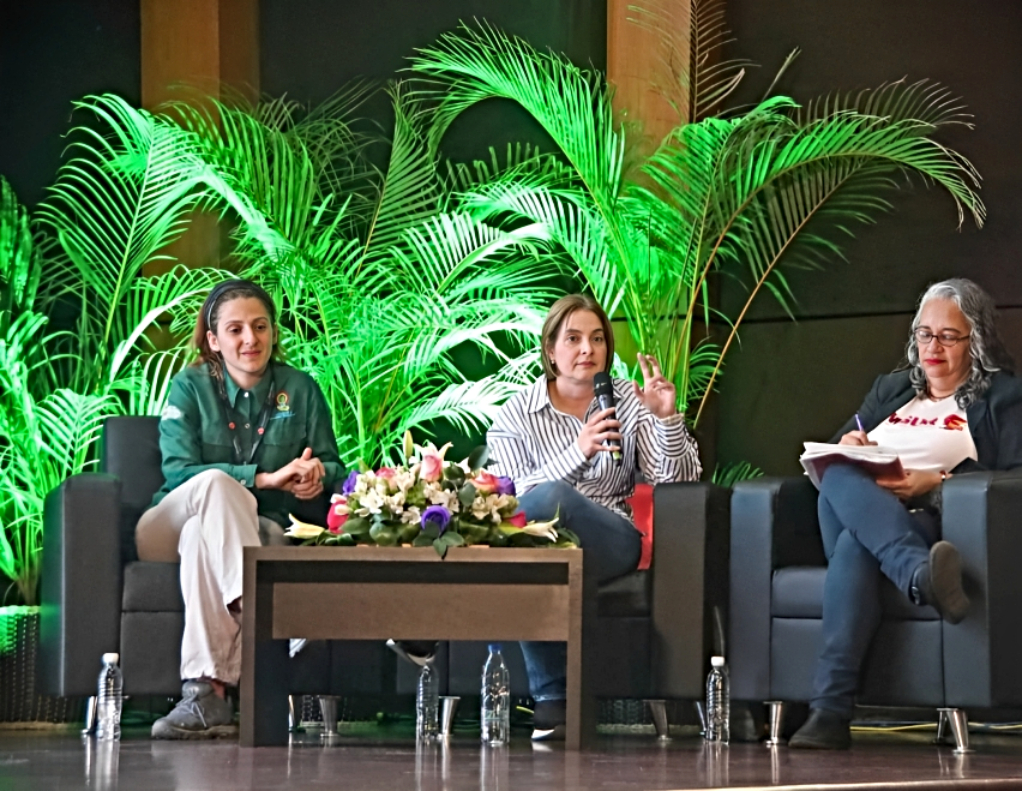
xmin=867 ymin=395 xmax=978 ymax=472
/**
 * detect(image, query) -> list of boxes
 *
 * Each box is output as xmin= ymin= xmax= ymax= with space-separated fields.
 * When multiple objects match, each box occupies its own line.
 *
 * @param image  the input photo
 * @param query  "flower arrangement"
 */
xmin=285 ymin=435 xmax=580 ymax=558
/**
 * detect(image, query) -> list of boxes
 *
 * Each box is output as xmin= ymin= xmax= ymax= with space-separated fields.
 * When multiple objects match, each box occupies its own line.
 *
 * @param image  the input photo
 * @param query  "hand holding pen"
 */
xmin=839 ymin=413 xmax=877 ymax=447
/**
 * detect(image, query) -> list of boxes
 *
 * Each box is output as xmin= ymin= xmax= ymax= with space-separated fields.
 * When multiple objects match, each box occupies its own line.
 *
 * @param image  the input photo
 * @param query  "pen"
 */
xmin=855 ymin=414 xmax=865 ymax=433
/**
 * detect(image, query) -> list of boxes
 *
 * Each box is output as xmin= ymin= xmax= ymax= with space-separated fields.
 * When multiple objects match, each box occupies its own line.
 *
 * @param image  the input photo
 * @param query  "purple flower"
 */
xmin=421 ymin=505 xmax=451 ymax=535
xmin=342 ymin=470 xmax=359 ymax=495
xmin=496 ymin=476 xmax=516 ymax=496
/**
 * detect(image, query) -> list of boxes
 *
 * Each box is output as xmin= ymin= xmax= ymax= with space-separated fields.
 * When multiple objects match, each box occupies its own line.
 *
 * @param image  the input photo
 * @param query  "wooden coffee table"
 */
xmin=240 ymin=546 xmax=595 ymax=748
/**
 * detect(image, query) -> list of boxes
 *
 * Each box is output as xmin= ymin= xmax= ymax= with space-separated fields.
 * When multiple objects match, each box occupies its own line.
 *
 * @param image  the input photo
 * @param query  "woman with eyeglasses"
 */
xmin=789 ymin=278 xmax=1022 ymax=749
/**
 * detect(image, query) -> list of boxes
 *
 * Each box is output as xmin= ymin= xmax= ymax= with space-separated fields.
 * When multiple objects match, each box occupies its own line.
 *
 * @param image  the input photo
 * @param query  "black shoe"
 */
xmin=386 ymin=639 xmax=438 ymax=667
xmin=788 ymin=708 xmax=851 ymax=750
xmin=531 ymin=699 xmax=566 ymax=741
xmin=910 ymin=541 xmax=970 ymax=625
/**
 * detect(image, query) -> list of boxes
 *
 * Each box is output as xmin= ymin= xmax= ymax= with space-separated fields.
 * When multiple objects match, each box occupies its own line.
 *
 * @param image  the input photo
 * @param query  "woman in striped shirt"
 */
xmin=487 ymin=294 xmax=702 ymax=739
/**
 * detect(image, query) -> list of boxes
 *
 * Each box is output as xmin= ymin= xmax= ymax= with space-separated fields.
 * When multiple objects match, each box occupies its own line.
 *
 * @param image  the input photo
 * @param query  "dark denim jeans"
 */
xmin=516 ymin=481 xmax=641 ymax=702
xmin=812 ymin=464 xmax=940 ymax=716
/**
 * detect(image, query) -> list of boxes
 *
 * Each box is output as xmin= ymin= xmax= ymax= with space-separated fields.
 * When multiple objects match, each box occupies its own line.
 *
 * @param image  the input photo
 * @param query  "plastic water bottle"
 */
xmin=96 ymin=653 xmax=123 ymax=742
xmin=416 ymin=663 xmax=439 ymax=740
xmin=705 ymin=655 xmax=730 ymax=744
xmin=480 ymin=643 xmax=510 ymax=745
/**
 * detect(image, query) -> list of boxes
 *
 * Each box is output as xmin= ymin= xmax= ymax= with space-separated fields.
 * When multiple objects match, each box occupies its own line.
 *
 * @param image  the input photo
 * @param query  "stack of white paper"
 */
xmin=799 ymin=442 xmax=904 ymax=489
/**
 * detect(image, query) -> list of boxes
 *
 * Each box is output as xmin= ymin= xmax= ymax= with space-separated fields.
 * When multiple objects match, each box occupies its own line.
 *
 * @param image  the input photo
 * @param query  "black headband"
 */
xmin=204 ymin=280 xmax=276 ymax=331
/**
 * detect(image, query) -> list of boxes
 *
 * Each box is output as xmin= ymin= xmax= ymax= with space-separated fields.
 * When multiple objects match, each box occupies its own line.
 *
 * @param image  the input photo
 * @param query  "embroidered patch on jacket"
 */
xmin=276 ymin=392 xmax=290 ymax=412
xmin=161 ymin=404 xmax=183 ymax=420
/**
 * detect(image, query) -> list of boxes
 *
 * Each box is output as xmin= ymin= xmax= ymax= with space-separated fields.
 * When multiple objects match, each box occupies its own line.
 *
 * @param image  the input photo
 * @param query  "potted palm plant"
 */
xmin=407 ymin=5 xmax=984 ymax=431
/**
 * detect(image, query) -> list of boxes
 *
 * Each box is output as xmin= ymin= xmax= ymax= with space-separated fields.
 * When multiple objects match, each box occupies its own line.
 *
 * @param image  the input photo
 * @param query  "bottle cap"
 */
xmin=488 ymin=643 xmax=502 ymax=653
xmin=102 ymin=652 xmax=120 ymax=665
xmin=711 ymin=655 xmax=725 ymax=667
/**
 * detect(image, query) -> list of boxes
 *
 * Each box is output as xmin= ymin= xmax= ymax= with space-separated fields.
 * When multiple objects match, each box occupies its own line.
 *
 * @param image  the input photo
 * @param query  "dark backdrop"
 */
xmin=2 ymin=1 xmax=1020 ymax=475
xmin=0 ymin=0 xmax=140 ymax=207
xmin=0 ymin=0 xmax=605 ymax=207
xmin=714 ymin=0 xmax=1022 ymax=475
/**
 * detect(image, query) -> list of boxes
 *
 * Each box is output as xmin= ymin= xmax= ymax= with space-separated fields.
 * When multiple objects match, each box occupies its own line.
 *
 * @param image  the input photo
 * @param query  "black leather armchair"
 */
xmin=39 ymin=416 xmax=730 ymax=733
xmin=434 ymin=482 xmax=731 ymax=729
xmin=729 ymin=473 xmax=1022 ymax=751
xmin=39 ymin=416 xmax=396 ymax=705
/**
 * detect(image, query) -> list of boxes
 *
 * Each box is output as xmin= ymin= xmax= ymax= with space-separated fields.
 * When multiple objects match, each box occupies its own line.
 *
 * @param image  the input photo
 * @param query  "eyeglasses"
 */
xmin=913 ymin=328 xmax=970 ymax=347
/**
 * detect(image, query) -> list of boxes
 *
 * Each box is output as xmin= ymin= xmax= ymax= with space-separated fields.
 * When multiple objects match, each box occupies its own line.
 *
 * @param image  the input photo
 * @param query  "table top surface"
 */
xmin=245 ymin=545 xmax=582 ymax=566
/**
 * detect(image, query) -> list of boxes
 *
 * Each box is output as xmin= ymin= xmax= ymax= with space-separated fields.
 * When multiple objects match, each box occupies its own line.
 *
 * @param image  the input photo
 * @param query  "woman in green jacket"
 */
xmin=136 ymin=279 xmax=342 ymax=739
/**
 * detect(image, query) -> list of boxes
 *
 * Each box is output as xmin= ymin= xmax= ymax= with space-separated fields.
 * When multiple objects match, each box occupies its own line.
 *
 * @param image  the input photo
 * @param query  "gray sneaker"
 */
xmin=151 ymin=681 xmax=237 ymax=740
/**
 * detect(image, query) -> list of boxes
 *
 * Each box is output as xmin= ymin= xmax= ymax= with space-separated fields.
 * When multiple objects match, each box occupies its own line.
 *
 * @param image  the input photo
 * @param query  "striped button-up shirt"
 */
xmin=487 ymin=376 xmax=702 ymax=520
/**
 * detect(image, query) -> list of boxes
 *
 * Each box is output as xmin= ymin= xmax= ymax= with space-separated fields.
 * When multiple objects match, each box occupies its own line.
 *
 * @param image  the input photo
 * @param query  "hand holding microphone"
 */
xmin=585 ymin=372 xmax=622 ymax=465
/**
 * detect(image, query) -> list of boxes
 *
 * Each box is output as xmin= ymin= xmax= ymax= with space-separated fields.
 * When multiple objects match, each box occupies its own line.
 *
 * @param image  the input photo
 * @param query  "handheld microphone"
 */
xmin=593 ymin=372 xmax=622 ymax=466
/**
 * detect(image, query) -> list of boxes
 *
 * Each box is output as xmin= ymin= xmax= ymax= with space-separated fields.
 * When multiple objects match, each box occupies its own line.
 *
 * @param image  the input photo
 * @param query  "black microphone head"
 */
xmin=593 ymin=371 xmax=614 ymax=398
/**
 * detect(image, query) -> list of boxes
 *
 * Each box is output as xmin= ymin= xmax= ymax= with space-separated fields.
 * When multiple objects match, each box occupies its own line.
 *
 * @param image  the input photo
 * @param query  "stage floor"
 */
xmin=2 ymin=725 xmax=1022 ymax=790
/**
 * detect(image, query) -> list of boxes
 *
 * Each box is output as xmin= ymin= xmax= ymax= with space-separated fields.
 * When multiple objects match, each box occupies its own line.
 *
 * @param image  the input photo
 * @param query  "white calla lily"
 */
xmin=285 ymin=514 xmax=326 ymax=540
xmin=521 ymin=517 xmax=559 ymax=542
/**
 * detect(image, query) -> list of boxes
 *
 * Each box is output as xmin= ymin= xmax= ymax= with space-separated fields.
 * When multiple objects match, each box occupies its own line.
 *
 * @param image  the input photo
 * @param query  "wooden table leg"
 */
xmin=241 ymin=555 xmax=289 ymax=747
xmin=565 ymin=551 xmax=596 ymax=749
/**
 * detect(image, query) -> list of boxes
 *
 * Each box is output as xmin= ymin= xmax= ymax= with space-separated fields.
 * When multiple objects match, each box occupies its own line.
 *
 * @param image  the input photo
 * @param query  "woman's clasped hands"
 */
xmin=255 ymin=447 xmax=325 ymax=499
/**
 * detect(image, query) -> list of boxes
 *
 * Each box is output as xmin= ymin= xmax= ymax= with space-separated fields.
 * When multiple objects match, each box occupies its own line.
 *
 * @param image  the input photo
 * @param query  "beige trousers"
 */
xmin=136 ymin=469 xmax=285 ymax=685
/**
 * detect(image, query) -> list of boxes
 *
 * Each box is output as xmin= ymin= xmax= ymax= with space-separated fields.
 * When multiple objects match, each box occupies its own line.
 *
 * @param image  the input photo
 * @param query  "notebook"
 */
xmin=799 ymin=442 xmax=904 ymax=489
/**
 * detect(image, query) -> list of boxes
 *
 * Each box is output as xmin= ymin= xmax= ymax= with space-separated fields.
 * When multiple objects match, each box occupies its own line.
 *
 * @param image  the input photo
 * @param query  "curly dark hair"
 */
xmin=905 ymin=278 xmax=1014 ymax=408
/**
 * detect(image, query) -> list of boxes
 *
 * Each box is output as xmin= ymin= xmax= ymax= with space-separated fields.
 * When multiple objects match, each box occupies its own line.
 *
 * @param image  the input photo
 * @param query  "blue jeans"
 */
xmin=516 ymin=481 xmax=641 ymax=702
xmin=811 ymin=464 xmax=940 ymax=716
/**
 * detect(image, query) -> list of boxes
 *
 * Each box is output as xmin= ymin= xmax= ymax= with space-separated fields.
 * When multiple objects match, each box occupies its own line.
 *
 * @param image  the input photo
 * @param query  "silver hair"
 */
xmin=905 ymin=278 xmax=1014 ymax=408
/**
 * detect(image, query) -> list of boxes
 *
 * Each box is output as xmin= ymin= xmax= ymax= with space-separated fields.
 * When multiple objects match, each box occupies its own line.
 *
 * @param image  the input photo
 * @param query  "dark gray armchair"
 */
xmin=38 ymin=416 xmax=396 ymax=707
xmin=436 ymin=481 xmax=732 ymax=731
xmin=39 ymin=415 xmax=730 ymax=734
xmin=729 ymin=473 xmax=1022 ymax=751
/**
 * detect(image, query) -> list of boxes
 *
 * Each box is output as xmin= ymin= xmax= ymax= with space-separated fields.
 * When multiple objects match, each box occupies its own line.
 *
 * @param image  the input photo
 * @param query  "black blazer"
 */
xmin=830 ymin=370 xmax=1022 ymax=473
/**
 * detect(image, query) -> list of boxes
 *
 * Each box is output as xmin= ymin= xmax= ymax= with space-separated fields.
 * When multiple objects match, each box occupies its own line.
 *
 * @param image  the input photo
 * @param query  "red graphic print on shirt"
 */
xmin=944 ymin=414 xmax=967 ymax=431
xmin=884 ymin=412 xmax=966 ymax=430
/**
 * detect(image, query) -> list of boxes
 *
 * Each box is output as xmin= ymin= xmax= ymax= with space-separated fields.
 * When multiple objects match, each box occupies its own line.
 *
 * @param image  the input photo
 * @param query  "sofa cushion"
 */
xmin=122 ymin=561 xmax=184 ymax=612
xmin=772 ymin=566 xmax=939 ymax=621
xmin=102 ymin=416 xmax=164 ymax=564
xmin=597 ymin=570 xmax=651 ymax=617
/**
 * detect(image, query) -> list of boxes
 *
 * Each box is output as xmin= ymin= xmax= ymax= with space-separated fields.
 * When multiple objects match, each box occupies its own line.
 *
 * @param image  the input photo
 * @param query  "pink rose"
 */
xmin=327 ymin=499 xmax=348 ymax=534
xmin=507 ymin=512 xmax=527 ymax=528
xmin=471 ymin=470 xmax=500 ymax=494
xmin=420 ymin=454 xmax=444 ymax=482
xmin=376 ymin=467 xmax=396 ymax=479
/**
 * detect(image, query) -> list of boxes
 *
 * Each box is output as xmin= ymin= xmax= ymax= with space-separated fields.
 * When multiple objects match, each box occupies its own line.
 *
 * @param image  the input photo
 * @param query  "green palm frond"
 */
xmin=711 ymin=460 xmax=763 ymax=487
xmin=36 ymin=389 xmax=122 ymax=483
xmin=410 ymin=24 xmax=985 ymax=431
xmin=0 ymin=178 xmax=41 ymax=324
xmin=410 ymin=21 xmax=626 ymax=208
xmin=628 ymin=0 xmax=753 ymax=124
xmin=358 ymin=85 xmax=445 ymax=267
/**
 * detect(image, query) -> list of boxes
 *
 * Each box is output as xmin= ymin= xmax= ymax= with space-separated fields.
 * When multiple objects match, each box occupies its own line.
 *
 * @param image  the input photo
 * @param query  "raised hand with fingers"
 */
xmin=632 ymin=353 xmax=678 ymax=419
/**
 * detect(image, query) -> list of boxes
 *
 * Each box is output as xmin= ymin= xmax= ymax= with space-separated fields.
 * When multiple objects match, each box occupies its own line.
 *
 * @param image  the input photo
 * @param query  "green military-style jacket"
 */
xmin=152 ymin=361 xmax=343 ymax=526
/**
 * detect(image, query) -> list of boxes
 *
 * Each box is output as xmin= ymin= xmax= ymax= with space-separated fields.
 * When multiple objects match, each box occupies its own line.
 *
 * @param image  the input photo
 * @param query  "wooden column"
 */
xmin=140 ymin=0 xmax=259 ymax=273
xmin=607 ymin=0 xmax=690 ymax=151
xmin=141 ymin=0 xmax=259 ymax=109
